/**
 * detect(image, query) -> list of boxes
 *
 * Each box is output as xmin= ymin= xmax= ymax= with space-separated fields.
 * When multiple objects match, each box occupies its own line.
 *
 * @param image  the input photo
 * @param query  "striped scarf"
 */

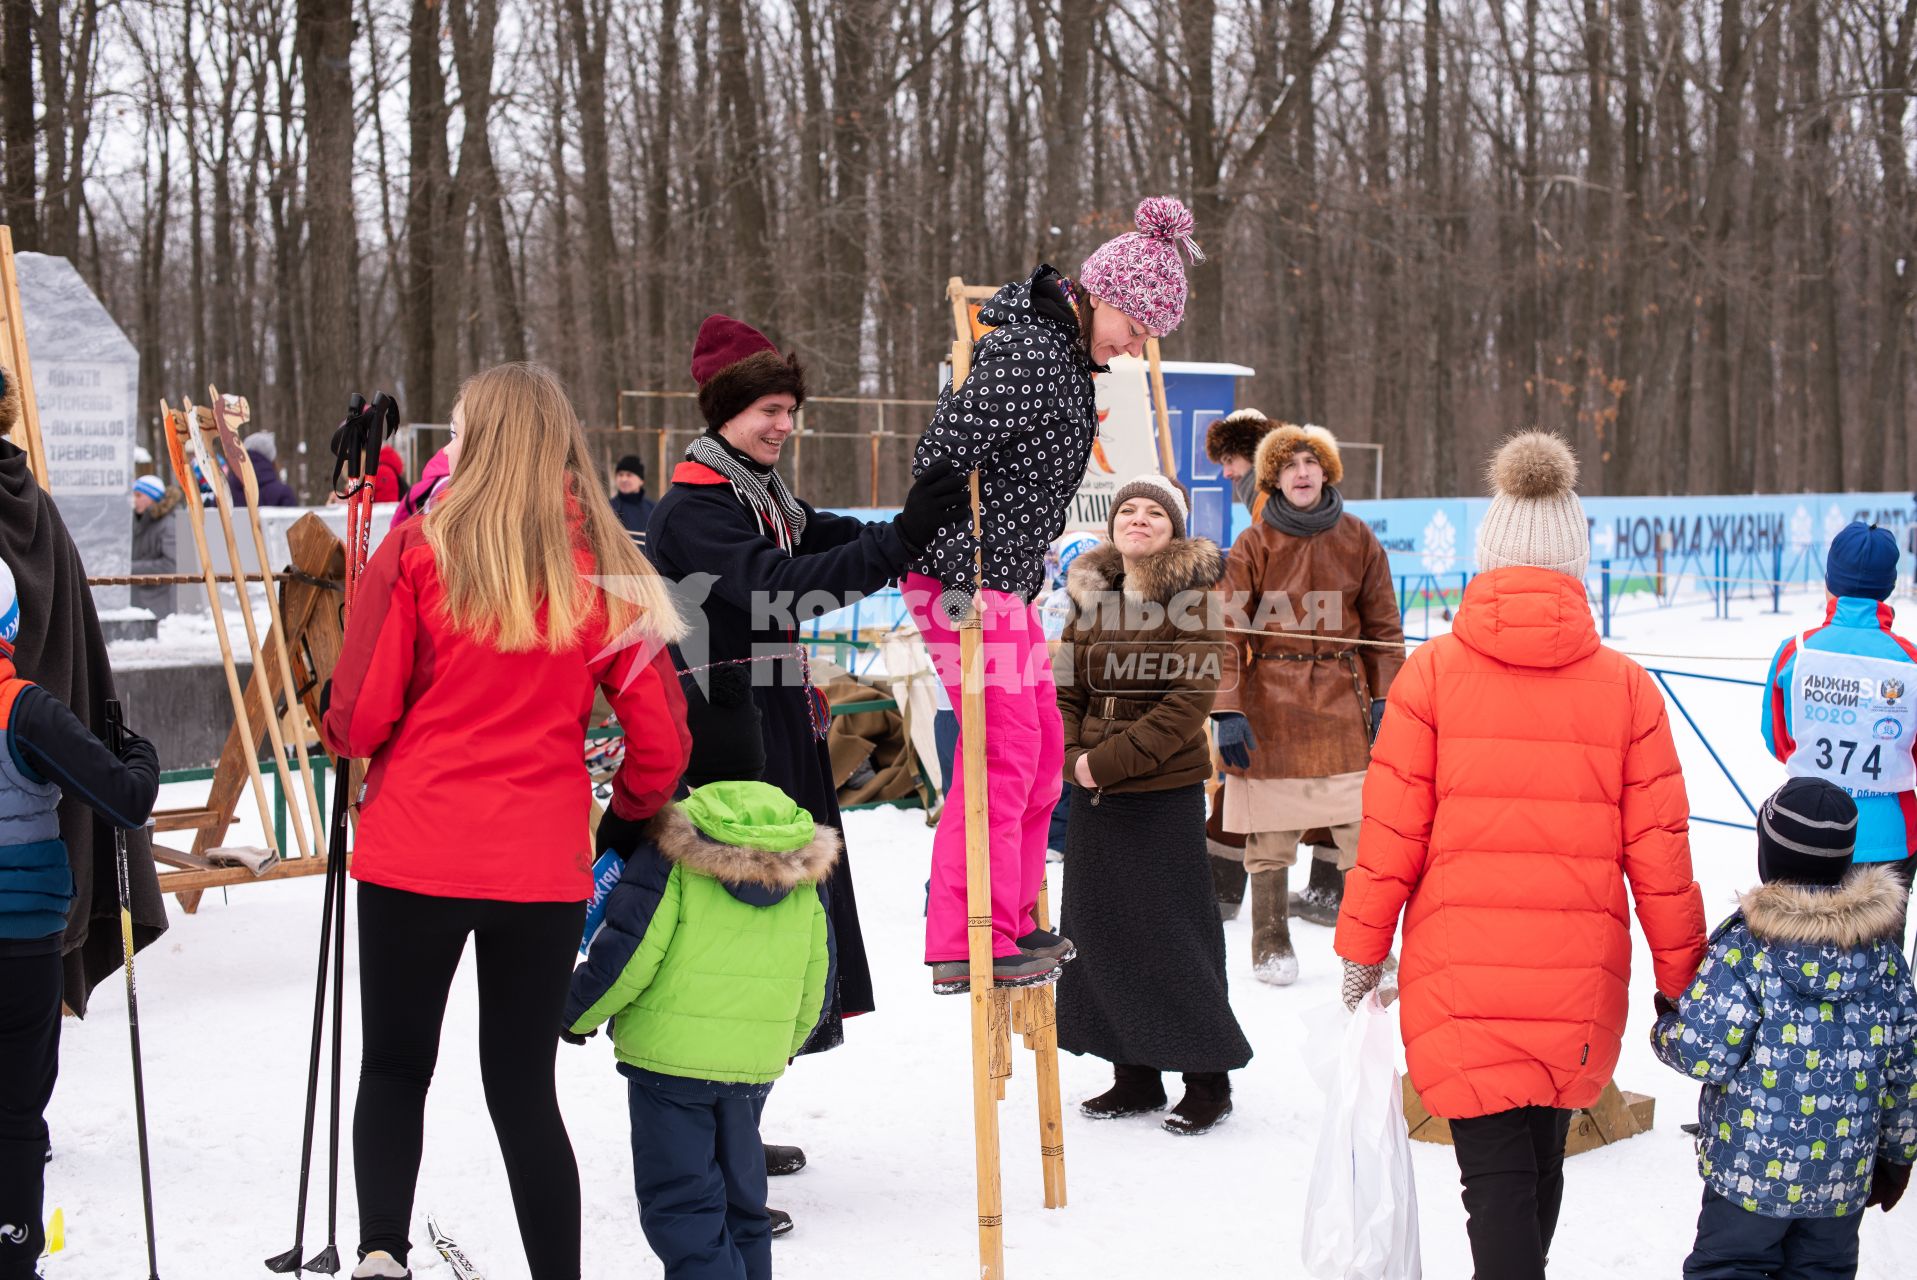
xmin=686 ymin=433 xmax=809 ymax=553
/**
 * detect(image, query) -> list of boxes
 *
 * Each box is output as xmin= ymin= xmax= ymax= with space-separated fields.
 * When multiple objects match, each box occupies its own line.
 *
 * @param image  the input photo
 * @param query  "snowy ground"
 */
xmin=47 ymin=586 xmax=1917 ymax=1278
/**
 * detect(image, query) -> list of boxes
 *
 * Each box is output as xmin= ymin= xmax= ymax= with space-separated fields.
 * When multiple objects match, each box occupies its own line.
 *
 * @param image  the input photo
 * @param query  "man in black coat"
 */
xmin=609 ymin=454 xmax=655 ymax=548
xmin=643 ymin=315 xmax=965 ymax=1052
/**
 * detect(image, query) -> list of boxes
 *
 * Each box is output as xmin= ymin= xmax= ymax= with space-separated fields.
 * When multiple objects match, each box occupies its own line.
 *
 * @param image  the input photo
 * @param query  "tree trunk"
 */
xmin=298 ymin=0 xmax=360 ymax=496
xmin=563 ymin=0 xmax=622 ymax=422
xmin=2 ymin=0 xmax=37 ymax=249
xmin=404 ymin=0 xmax=447 ymax=421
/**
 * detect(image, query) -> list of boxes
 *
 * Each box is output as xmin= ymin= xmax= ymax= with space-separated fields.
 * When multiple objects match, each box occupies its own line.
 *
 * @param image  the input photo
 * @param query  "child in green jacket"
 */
xmin=564 ymin=687 xmax=837 ymax=1280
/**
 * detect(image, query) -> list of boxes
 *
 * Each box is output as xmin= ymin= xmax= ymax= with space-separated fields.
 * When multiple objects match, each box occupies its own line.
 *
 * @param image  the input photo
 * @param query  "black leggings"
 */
xmin=354 ymin=882 xmax=586 ymax=1278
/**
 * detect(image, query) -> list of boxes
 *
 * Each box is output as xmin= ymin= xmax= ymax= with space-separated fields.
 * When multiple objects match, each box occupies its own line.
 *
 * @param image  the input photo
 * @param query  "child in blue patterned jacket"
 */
xmin=1653 ymin=777 xmax=1917 ymax=1278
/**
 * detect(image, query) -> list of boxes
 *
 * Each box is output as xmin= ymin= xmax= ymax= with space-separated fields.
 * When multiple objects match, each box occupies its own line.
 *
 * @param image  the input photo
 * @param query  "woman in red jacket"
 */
xmin=1335 ymin=433 xmax=1707 ymax=1280
xmin=323 ymin=362 xmax=689 ymax=1280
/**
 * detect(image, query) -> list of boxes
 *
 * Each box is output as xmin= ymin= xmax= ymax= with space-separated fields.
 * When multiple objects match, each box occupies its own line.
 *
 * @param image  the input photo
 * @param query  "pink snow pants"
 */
xmin=905 ymin=574 xmax=1064 ymax=963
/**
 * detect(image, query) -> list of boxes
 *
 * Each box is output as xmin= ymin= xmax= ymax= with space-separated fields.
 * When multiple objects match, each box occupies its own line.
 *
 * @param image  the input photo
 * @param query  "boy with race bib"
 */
xmin=1763 ymin=521 xmax=1917 ymax=944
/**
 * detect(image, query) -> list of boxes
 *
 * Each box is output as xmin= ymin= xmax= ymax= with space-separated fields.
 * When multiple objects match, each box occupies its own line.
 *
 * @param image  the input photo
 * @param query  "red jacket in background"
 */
xmin=371 ymin=447 xmax=407 ymax=504
xmin=1335 ymin=566 xmax=1707 ymax=1120
xmin=322 ymin=519 xmax=690 ymax=902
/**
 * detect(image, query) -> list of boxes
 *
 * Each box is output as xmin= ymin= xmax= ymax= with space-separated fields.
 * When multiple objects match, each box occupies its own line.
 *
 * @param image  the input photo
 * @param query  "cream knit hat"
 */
xmin=1475 ymin=433 xmax=1589 ymax=580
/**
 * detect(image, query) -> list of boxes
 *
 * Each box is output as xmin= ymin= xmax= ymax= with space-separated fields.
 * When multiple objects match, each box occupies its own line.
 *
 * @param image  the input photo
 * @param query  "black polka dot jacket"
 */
xmin=910 ymin=265 xmax=1100 ymax=617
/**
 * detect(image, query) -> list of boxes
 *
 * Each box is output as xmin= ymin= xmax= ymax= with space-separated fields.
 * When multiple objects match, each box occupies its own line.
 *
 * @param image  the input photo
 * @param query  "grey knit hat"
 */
xmin=1475 ymin=432 xmax=1589 ymax=580
xmin=244 ymin=430 xmax=277 ymax=463
xmin=1108 ymin=473 xmax=1188 ymax=541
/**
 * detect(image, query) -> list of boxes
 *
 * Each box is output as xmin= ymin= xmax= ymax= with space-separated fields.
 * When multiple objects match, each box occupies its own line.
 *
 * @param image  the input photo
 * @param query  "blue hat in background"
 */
xmin=1825 ymin=521 xmax=1900 ymax=602
xmin=132 ymin=475 xmax=166 ymax=502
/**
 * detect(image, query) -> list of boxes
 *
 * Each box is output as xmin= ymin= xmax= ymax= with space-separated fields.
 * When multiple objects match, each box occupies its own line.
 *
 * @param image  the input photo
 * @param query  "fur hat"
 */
xmin=1078 ymin=197 xmax=1203 ymax=337
xmin=1206 ymin=408 xmax=1272 ymax=465
xmin=691 ymin=314 xmax=806 ymax=431
xmin=1475 ymin=432 xmax=1589 ymax=580
xmin=1108 ymin=473 xmax=1189 ymax=541
xmin=0 ymin=366 xmax=17 ymax=437
xmin=1254 ymin=422 xmax=1344 ymax=495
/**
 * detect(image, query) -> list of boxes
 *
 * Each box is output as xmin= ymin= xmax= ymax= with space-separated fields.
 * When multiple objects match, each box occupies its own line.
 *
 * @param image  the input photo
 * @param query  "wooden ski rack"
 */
xmin=150 ymin=513 xmax=348 ymax=912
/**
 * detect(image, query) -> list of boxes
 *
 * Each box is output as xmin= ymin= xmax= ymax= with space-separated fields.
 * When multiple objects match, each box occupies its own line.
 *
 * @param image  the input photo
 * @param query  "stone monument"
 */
xmin=15 ymin=253 xmax=140 ymax=626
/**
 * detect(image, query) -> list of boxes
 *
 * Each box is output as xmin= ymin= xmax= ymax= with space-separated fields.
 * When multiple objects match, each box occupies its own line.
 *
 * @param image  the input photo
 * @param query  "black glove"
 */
xmin=559 ymin=1025 xmax=596 ymax=1046
xmin=1368 ymin=698 xmax=1386 ymax=746
xmin=895 ymin=460 xmax=970 ymax=550
xmin=1653 ymin=990 xmax=1679 ymax=1019
xmin=317 ymin=678 xmax=333 ymax=719
xmin=1867 ymin=1158 xmax=1910 ymax=1212
xmin=595 ymin=808 xmax=648 ymax=861
xmin=1213 ymin=713 xmax=1257 ymax=770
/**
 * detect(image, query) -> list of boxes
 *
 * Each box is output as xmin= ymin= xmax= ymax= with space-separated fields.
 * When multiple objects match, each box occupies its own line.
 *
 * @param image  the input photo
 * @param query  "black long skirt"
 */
xmin=1056 ymin=783 xmax=1253 ymax=1074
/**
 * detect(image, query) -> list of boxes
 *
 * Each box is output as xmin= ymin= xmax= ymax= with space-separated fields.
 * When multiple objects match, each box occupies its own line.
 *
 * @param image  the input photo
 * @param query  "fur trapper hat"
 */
xmin=1254 ymin=422 xmax=1343 ymax=494
xmin=0 ymin=365 xmax=17 ymax=437
xmin=691 ymin=314 xmax=807 ymax=431
xmin=1205 ymin=408 xmax=1273 ymax=465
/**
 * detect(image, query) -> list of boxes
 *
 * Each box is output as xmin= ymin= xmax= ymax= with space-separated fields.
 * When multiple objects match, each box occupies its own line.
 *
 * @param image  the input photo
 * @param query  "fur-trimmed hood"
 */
xmin=1065 ymin=537 xmax=1223 ymax=609
xmin=1255 ymin=421 xmax=1344 ymax=492
xmin=1741 ymin=863 xmax=1907 ymax=951
xmin=648 ymin=803 xmax=841 ymax=904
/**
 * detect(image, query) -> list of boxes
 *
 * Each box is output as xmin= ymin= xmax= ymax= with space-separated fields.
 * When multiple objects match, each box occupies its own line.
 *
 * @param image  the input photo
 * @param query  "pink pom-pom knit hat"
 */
xmin=1078 ymin=196 xmax=1205 ymax=338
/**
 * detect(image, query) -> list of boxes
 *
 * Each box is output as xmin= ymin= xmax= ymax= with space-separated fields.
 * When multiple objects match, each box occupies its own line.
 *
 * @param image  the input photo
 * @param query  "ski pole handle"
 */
xmin=105 ymin=697 xmax=126 ymax=754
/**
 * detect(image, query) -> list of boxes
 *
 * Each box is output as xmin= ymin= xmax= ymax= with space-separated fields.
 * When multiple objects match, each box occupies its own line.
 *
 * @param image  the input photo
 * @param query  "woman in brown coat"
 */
xmin=1055 ymin=475 xmax=1252 ymax=1136
xmin=1212 ymin=424 xmax=1405 ymax=985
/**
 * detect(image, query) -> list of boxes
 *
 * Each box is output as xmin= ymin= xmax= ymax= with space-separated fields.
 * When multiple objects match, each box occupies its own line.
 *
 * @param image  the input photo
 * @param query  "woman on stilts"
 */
xmin=1054 ymin=476 xmax=1251 ymax=1134
xmin=322 ymin=363 xmax=691 ymax=1280
xmin=907 ymin=197 xmax=1203 ymax=992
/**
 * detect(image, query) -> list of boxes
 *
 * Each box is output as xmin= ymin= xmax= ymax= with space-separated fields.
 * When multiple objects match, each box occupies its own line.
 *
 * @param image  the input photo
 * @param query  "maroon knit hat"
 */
xmin=690 ymin=314 xmax=807 ymax=430
xmin=691 ymin=314 xmax=778 ymax=386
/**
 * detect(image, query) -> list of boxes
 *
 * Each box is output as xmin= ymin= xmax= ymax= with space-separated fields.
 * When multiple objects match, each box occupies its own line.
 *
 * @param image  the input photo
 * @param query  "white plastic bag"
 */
xmin=1300 ymin=992 xmax=1422 ymax=1280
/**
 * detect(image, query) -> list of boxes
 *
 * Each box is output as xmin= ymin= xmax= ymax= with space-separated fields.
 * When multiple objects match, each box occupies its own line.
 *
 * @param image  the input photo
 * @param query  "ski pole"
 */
xmin=106 ymin=699 xmax=161 ymax=1280
xmin=268 ymin=391 xmax=396 ymax=1275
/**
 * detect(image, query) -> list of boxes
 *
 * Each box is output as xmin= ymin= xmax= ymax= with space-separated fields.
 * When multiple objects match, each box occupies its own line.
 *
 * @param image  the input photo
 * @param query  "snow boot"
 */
xmin=351 ymin=1253 xmax=410 ymax=1279
xmin=1249 ymin=870 xmax=1299 ymax=986
xmin=1162 ymin=1072 xmax=1233 ymax=1136
xmin=1210 ymin=854 xmax=1247 ymax=921
xmin=930 ymin=952 xmax=1060 ymax=994
xmin=769 ymin=1207 xmax=794 ymax=1238
xmin=1079 ymin=1064 xmax=1168 ymax=1119
xmin=764 ymin=1143 xmax=806 ymax=1176
xmin=1017 ymin=926 xmax=1076 ymax=964
xmin=1289 ymin=855 xmax=1346 ymax=928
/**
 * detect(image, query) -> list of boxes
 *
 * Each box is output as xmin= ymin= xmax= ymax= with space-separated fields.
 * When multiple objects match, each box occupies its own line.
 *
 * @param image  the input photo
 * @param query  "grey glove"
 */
xmin=1340 ymin=957 xmax=1385 ymax=1011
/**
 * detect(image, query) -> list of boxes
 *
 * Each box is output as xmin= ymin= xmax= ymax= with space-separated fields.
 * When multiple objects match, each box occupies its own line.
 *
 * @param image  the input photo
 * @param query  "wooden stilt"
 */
xmin=206 ymin=388 xmax=328 ymax=846
xmin=159 ymin=402 xmax=282 ymax=865
xmin=945 ymin=275 xmax=1069 ymax=1278
xmin=182 ymin=396 xmax=314 ymax=866
xmin=961 ymin=467 xmax=1005 ymax=1280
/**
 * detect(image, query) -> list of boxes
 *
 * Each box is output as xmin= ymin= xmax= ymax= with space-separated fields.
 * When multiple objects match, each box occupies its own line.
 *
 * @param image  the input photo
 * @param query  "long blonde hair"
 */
xmin=424 ymin=362 xmax=684 ymax=653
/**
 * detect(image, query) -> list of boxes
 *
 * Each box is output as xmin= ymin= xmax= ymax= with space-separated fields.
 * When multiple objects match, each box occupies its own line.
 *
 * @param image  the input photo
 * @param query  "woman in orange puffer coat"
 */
xmin=1335 ymin=432 xmax=1707 ymax=1280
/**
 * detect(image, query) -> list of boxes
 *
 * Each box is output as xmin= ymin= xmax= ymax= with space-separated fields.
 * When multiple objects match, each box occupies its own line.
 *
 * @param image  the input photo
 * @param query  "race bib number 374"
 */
xmin=1786 ymin=638 xmax=1917 ymax=794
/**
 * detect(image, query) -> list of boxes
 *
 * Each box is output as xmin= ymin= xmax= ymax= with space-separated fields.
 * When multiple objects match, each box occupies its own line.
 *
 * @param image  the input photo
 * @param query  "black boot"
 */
xmin=1162 ymin=1072 xmax=1233 ymax=1136
xmin=1210 ymin=854 xmax=1247 ymax=921
xmin=764 ymin=1143 xmax=806 ymax=1176
xmin=1079 ymin=1064 xmax=1167 ymax=1119
xmin=1289 ymin=854 xmax=1346 ymax=927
